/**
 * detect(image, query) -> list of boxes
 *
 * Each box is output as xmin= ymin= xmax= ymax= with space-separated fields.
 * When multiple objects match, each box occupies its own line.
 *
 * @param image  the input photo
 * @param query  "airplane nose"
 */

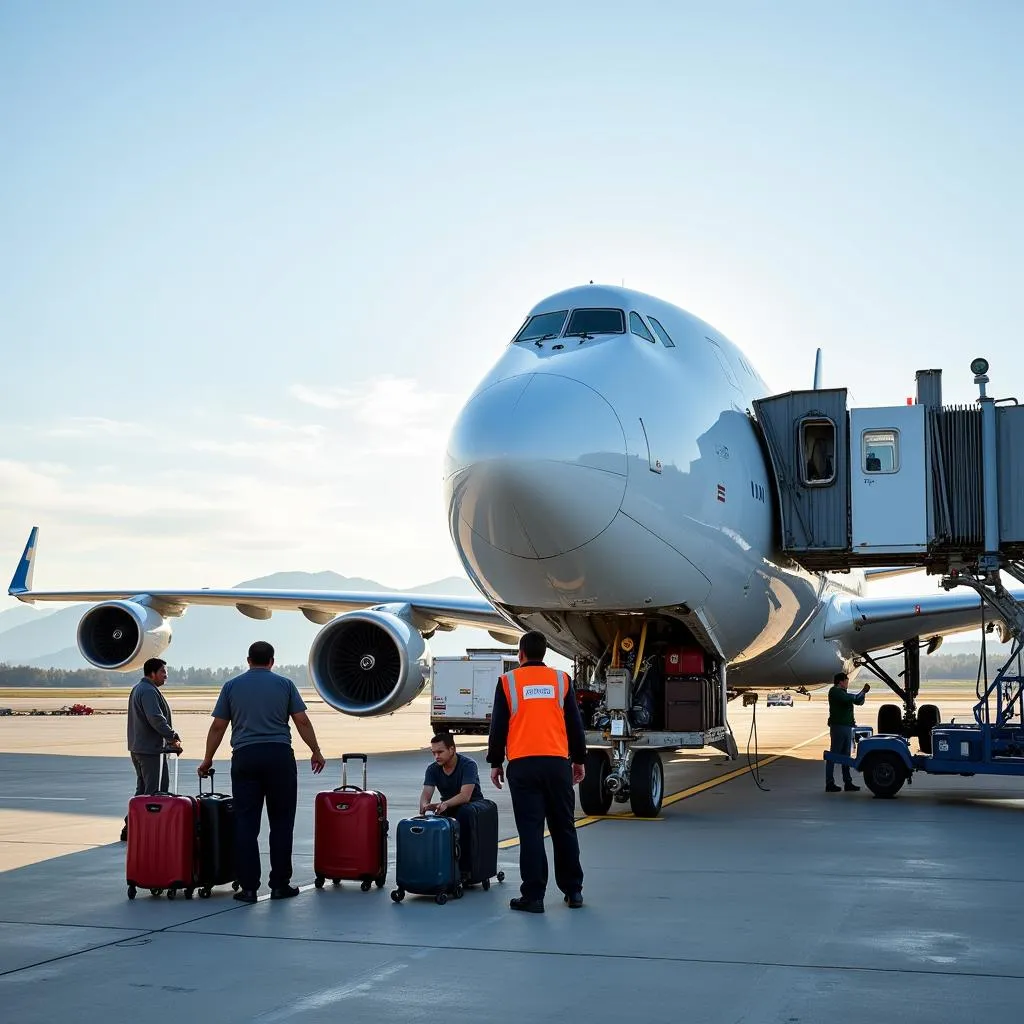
xmin=445 ymin=373 xmax=627 ymax=559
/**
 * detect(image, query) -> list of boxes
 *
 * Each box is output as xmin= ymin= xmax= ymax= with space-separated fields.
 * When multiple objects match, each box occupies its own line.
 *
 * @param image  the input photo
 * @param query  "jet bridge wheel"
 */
xmin=917 ymin=704 xmax=941 ymax=754
xmin=578 ymin=750 xmax=612 ymax=816
xmin=877 ymin=704 xmax=902 ymax=736
xmin=629 ymin=751 xmax=664 ymax=818
xmin=862 ymin=752 xmax=907 ymax=799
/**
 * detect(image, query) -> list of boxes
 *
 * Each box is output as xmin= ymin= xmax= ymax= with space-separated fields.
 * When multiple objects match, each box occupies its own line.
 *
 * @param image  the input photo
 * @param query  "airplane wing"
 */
xmin=824 ymin=585 xmax=1022 ymax=653
xmin=7 ymin=527 xmax=518 ymax=637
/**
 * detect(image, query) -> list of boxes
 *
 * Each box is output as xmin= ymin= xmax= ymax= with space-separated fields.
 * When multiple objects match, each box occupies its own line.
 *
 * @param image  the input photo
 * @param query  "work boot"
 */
xmin=564 ymin=892 xmax=584 ymax=909
xmin=825 ymin=782 xmax=841 ymax=793
xmin=844 ymin=782 xmax=861 ymax=792
xmin=270 ymin=885 xmax=300 ymax=900
xmin=233 ymin=889 xmax=258 ymax=904
xmin=509 ymin=897 xmax=544 ymax=914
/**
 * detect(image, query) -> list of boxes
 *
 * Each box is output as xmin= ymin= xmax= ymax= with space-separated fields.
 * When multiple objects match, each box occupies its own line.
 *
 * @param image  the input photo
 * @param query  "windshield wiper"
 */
xmin=566 ymin=331 xmax=594 ymax=340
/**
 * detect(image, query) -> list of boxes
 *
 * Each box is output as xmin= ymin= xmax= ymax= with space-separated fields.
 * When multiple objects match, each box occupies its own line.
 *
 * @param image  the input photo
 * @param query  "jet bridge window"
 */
xmin=862 ymin=429 xmax=899 ymax=474
xmin=646 ymin=315 xmax=676 ymax=347
xmin=629 ymin=312 xmax=656 ymax=342
xmin=565 ymin=308 xmax=625 ymax=336
xmin=513 ymin=309 xmax=568 ymax=343
xmin=800 ymin=417 xmax=836 ymax=486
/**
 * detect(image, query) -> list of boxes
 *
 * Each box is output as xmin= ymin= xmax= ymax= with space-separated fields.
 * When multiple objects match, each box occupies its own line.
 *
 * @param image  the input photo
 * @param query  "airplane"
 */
xmin=8 ymin=283 xmax=1006 ymax=817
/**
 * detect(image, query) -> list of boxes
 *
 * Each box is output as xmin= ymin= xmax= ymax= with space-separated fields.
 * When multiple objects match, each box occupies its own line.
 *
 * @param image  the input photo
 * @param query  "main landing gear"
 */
xmin=578 ymin=746 xmax=665 ymax=818
xmin=856 ymin=637 xmax=941 ymax=753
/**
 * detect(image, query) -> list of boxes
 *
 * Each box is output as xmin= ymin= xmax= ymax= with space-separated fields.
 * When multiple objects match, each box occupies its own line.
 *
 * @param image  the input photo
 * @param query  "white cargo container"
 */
xmin=430 ymin=648 xmax=519 ymax=735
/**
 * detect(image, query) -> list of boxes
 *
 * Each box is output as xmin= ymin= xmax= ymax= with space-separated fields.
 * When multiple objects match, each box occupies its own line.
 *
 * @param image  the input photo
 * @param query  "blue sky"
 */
xmin=1 ymin=1 xmax=1022 ymax=609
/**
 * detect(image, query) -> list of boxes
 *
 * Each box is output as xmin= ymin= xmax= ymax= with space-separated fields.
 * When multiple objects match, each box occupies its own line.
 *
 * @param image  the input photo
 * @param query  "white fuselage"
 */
xmin=444 ymin=285 xmax=862 ymax=686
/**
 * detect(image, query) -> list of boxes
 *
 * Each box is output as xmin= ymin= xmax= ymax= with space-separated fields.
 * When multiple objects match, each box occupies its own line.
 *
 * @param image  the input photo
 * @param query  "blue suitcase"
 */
xmin=390 ymin=814 xmax=462 ymax=905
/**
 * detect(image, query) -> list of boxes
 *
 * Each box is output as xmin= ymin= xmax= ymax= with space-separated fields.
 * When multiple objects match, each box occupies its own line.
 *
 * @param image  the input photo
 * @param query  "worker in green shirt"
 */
xmin=826 ymin=671 xmax=870 ymax=793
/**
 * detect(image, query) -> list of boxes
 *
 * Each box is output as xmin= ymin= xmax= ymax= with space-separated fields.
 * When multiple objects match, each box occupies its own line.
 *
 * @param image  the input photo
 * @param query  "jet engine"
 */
xmin=77 ymin=601 xmax=172 ymax=671
xmin=308 ymin=608 xmax=430 ymax=717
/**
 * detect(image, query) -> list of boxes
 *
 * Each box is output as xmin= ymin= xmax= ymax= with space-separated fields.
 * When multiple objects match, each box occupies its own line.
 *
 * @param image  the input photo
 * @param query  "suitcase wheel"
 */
xmin=360 ymin=880 xmax=372 ymax=892
xmin=167 ymin=888 xmax=177 ymax=900
xmin=332 ymin=879 xmax=341 ymax=886
xmin=184 ymin=888 xmax=194 ymax=900
xmin=391 ymin=889 xmax=405 ymax=902
xmin=482 ymin=878 xmax=490 ymax=891
xmin=127 ymin=885 xmax=137 ymax=900
xmin=497 ymin=871 xmax=506 ymax=883
xmin=453 ymin=884 xmax=463 ymax=900
xmin=231 ymin=881 xmax=240 ymax=892
xmin=198 ymin=887 xmax=212 ymax=899
xmin=375 ymin=875 xmax=386 ymax=889
xmin=149 ymin=888 xmax=163 ymax=897
xmin=435 ymin=892 xmax=448 ymax=905
xmin=314 ymin=876 xmax=325 ymax=890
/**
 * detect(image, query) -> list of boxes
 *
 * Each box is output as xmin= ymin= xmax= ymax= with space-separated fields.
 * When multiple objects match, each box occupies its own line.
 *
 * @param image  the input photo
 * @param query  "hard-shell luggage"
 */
xmin=195 ymin=769 xmax=236 ymax=898
xmin=458 ymin=799 xmax=505 ymax=890
xmin=391 ymin=813 xmax=462 ymax=905
xmin=126 ymin=752 xmax=197 ymax=900
xmin=313 ymin=753 xmax=388 ymax=891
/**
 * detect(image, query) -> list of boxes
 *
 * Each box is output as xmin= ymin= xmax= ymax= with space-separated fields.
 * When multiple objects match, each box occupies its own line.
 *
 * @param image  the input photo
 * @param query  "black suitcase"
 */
xmin=459 ymin=799 xmax=504 ymax=890
xmin=195 ymin=770 xmax=235 ymax=897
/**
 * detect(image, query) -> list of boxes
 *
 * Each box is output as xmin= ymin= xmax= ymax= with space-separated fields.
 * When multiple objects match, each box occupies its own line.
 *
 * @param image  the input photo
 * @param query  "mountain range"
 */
xmin=0 ymin=571 xmax=503 ymax=671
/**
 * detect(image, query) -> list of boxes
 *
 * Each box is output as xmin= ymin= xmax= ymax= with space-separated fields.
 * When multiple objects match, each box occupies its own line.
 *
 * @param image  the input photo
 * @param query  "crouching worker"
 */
xmin=420 ymin=732 xmax=485 ymax=875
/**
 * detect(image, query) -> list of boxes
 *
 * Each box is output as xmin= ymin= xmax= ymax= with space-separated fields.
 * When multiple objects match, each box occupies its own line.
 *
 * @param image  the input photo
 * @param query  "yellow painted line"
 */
xmin=497 ymin=730 xmax=830 ymax=849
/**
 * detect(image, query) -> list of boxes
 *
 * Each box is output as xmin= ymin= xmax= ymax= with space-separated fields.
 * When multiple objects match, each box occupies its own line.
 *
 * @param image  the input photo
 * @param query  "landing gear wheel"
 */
xmin=497 ymin=871 xmax=505 ymax=883
xmin=482 ymin=878 xmax=490 ymax=891
xmin=578 ymin=749 xmax=612 ymax=816
xmin=127 ymin=885 xmax=137 ymax=900
xmin=878 ymin=703 xmax=902 ymax=736
xmin=863 ymin=752 xmax=907 ymax=799
xmin=361 ymin=880 xmax=372 ymax=892
xmin=314 ymin=876 xmax=325 ymax=889
xmin=167 ymin=888 xmax=177 ymax=900
xmin=918 ymin=704 xmax=941 ymax=754
xmin=629 ymin=750 xmax=664 ymax=818
xmin=199 ymin=887 xmax=212 ymax=899
xmin=435 ymin=892 xmax=448 ymax=905
xmin=391 ymin=889 xmax=405 ymax=902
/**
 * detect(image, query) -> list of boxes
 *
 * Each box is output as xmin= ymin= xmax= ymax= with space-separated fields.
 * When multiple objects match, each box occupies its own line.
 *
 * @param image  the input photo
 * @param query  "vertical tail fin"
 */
xmin=813 ymin=348 xmax=823 ymax=390
xmin=9 ymin=527 xmax=39 ymax=598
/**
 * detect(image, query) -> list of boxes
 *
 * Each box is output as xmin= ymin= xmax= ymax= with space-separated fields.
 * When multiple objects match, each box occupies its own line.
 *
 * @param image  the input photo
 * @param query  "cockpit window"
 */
xmin=513 ymin=310 xmax=568 ymax=343
xmin=629 ymin=312 xmax=656 ymax=343
xmin=647 ymin=315 xmax=676 ymax=347
xmin=565 ymin=308 xmax=625 ymax=336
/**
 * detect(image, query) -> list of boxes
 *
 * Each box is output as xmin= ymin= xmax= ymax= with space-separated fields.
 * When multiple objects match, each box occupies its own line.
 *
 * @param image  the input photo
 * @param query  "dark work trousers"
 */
xmin=827 ymin=726 xmax=855 ymax=785
xmin=124 ymin=753 xmax=170 ymax=832
xmin=231 ymin=743 xmax=298 ymax=891
xmin=506 ymin=756 xmax=583 ymax=902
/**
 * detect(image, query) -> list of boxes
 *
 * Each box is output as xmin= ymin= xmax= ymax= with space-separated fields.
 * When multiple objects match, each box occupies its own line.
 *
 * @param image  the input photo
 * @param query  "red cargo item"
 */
xmin=664 ymin=646 xmax=705 ymax=676
xmin=126 ymin=753 xmax=197 ymax=900
xmin=313 ymin=753 xmax=388 ymax=891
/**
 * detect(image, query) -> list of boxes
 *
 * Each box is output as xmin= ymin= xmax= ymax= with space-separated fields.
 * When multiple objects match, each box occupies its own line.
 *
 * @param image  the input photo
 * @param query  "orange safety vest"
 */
xmin=500 ymin=665 xmax=571 ymax=761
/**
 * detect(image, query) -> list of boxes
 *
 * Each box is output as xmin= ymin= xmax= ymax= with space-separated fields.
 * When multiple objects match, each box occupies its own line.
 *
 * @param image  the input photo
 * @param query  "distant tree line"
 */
xmin=0 ymin=663 xmax=311 ymax=687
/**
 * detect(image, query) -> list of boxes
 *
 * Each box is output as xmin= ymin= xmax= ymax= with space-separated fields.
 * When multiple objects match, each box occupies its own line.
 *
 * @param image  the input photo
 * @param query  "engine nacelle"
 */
xmin=308 ymin=608 xmax=430 ymax=717
xmin=77 ymin=601 xmax=172 ymax=672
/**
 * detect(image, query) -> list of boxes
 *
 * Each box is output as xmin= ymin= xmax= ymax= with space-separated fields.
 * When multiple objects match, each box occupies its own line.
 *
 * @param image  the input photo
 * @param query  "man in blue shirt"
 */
xmin=198 ymin=641 xmax=326 ymax=903
xmin=420 ymin=732 xmax=485 ymax=874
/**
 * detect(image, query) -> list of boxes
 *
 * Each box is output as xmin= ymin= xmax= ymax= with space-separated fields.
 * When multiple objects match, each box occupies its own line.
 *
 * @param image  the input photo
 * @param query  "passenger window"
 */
xmin=862 ymin=430 xmax=899 ymax=474
xmin=647 ymin=315 xmax=676 ymax=347
xmin=565 ymin=308 xmax=625 ymax=336
xmin=800 ymin=418 xmax=836 ymax=486
xmin=629 ymin=312 xmax=656 ymax=343
xmin=513 ymin=310 xmax=568 ymax=343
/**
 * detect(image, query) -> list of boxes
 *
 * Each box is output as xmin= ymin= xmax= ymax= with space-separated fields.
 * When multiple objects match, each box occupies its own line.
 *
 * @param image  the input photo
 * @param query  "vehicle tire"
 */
xmin=629 ymin=750 xmax=664 ymax=818
xmin=578 ymin=749 xmax=612 ymax=816
xmin=863 ymin=752 xmax=907 ymax=798
xmin=314 ymin=876 xmax=325 ymax=889
xmin=917 ymin=704 xmax=941 ymax=754
xmin=877 ymin=703 xmax=902 ymax=736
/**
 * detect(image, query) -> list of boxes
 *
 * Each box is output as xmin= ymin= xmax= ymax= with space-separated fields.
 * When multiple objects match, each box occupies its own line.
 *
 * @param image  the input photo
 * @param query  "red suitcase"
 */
xmin=126 ymin=753 xmax=198 ymax=900
xmin=664 ymin=646 xmax=706 ymax=676
xmin=313 ymin=753 xmax=389 ymax=891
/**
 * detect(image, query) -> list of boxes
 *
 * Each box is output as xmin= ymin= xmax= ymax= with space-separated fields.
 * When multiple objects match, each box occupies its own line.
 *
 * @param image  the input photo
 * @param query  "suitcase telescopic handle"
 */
xmin=199 ymin=768 xmax=216 ymax=795
xmin=340 ymin=753 xmax=368 ymax=791
xmin=158 ymin=748 xmax=179 ymax=796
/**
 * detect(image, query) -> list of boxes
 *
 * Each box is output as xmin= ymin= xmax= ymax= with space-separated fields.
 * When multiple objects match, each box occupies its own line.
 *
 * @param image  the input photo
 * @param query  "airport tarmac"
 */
xmin=1 ymin=688 xmax=1022 ymax=1022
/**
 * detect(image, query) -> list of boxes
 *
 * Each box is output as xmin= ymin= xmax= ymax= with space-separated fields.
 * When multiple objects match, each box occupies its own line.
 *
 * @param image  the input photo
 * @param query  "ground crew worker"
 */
xmin=198 ymin=641 xmax=325 ymax=902
xmin=122 ymin=657 xmax=181 ymax=841
xmin=488 ymin=630 xmax=587 ymax=913
xmin=826 ymin=671 xmax=870 ymax=793
xmin=420 ymin=731 xmax=487 ymax=875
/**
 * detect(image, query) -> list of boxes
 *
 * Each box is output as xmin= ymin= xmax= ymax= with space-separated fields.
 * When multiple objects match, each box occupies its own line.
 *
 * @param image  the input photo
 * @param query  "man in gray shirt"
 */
xmin=122 ymin=657 xmax=181 ymax=841
xmin=198 ymin=641 xmax=325 ymax=903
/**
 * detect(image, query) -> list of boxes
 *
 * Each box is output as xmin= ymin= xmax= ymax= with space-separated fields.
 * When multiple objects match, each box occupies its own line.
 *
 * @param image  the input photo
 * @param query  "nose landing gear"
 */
xmin=577 ymin=745 xmax=664 ymax=818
